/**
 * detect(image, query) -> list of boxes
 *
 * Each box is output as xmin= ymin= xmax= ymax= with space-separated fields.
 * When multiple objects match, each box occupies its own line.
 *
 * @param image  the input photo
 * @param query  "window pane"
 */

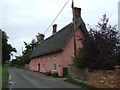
xmin=42 ymin=64 xmax=44 ymax=70
xmin=53 ymin=64 xmax=56 ymax=71
xmin=48 ymin=55 xmax=50 ymax=60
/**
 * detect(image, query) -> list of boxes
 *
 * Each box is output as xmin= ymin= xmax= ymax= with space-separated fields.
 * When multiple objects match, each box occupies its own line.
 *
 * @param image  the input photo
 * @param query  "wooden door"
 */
xmin=63 ymin=67 xmax=68 ymax=77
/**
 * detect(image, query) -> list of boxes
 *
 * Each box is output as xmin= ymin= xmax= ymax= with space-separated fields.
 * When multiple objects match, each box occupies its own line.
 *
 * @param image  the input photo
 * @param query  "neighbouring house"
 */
xmin=29 ymin=7 xmax=88 ymax=77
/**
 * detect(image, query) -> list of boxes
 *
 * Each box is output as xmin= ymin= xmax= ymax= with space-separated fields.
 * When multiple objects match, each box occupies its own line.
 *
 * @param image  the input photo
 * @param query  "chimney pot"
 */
xmin=39 ymin=34 xmax=45 ymax=41
xmin=53 ymin=24 xmax=57 ymax=34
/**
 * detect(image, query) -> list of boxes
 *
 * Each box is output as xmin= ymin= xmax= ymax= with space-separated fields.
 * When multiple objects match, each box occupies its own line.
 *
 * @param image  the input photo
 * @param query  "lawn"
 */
xmin=1 ymin=66 xmax=9 ymax=89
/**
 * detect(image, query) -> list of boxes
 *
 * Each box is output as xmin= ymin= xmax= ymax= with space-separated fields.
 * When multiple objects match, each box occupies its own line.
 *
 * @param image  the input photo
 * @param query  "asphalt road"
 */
xmin=8 ymin=67 xmax=81 ymax=88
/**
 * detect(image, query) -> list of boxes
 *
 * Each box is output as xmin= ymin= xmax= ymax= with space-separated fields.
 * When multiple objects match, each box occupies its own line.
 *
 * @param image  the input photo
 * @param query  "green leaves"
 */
xmin=2 ymin=30 xmax=17 ymax=64
xmin=73 ymin=14 xmax=120 ymax=70
xmin=12 ymin=33 xmax=43 ymax=67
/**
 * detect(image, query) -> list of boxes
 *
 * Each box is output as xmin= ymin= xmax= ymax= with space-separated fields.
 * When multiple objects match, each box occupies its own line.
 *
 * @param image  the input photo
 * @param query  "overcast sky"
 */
xmin=0 ymin=0 xmax=119 ymax=59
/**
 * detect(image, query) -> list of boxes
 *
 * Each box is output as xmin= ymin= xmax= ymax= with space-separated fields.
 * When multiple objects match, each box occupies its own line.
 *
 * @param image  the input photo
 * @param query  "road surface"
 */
xmin=8 ymin=67 xmax=81 ymax=88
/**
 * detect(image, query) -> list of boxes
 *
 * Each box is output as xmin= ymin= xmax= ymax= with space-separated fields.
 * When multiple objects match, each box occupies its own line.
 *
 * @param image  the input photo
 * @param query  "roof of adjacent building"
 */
xmin=30 ymin=17 xmax=88 ymax=58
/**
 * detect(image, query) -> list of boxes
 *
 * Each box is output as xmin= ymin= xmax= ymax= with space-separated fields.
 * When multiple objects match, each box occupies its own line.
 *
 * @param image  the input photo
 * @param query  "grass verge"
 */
xmin=2 ymin=66 xmax=9 ymax=88
xmin=0 ymin=66 xmax=2 ymax=89
xmin=64 ymin=79 xmax=104 ymax=90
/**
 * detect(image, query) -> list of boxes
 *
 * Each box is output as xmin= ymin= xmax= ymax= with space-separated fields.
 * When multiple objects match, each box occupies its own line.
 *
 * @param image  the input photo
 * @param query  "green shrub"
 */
xmin=51 ymin=72 xmax=58 ymax=78
xmin=46 ymin=71 xmax=51 ymax=76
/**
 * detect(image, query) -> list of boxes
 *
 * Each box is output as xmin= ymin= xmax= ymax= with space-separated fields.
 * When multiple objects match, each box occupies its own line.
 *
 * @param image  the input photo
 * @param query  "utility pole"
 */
xmin=22 ymin=46 xmax=23 ymax=55
xmin=72 ymin=0 xmax=76 ymax=57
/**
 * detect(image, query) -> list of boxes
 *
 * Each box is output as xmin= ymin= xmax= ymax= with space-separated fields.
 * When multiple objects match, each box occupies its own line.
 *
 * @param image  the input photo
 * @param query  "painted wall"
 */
xmin=29 ymin=52 xmax=62 ymax=76
xmin=60 ymin=28 xmax=83 ymax=76
xmin=29 ymin=28 xmax=83 ymax=76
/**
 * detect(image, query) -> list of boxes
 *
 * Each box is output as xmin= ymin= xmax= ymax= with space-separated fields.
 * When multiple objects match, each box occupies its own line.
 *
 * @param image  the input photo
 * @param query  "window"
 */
xmin=37 ymin=65 xmax=38 ymax=70
xmin=48 ymin=55 xmax=50 ymax=60
xmin=53 ymin=64 xmax=57 ymax=71
xmin=32 ymin=64 xmax=34 ymax=69
xmin=43 ymin=57 xmax=46 ymax=60
xmin=54 ymin=54 xmax=57 ymax=59
xmin=42 ymin=64 xmax=44 ymax=70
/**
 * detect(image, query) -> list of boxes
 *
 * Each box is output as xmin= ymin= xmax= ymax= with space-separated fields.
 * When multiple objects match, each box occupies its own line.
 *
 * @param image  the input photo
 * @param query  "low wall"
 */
xmin=23 ymin=64 xmax=30 ymax=70
xmin=68 ymin=66 xmax=120 ymax=88
xmin=92 ymin=68 xmax=120 ymax=88
xmin=68 ymin=66 xmax=92 ymax=85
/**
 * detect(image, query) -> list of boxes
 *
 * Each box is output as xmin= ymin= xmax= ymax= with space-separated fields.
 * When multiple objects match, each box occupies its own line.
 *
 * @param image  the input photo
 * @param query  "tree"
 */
xmin=73 ymin=14 xmax=120 ymax=70
xmin=10 ymin=56 xmax=23 ymax=67
xmin=2 ymin=30 xmax=17 ymax=64
xmin=21 ymin=38 xmax=39 ymax=64
xmin=15 ymin=33 xmax=43 ymax=66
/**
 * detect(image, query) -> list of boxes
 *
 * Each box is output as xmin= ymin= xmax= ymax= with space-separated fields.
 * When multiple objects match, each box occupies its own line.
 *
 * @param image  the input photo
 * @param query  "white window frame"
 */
xmin=48 ymin=55 xmax=50 ymax=60
xmin=53 ymin=64 xmax=57 ymax=71
xmin=42 ymin=64 xmax=44 ymax=70
xmin=43 ymin=57 xmax=46 ymax=60
xmin=37 ymin=65 xmax=38 ymax=70
xmin=32 ymin=64 xmax=34 ymax=69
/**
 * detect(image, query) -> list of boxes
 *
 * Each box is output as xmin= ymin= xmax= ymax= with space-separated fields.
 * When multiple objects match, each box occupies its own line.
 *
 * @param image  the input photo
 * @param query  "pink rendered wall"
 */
xmin=29 ymin=52 xmax=63 ymax=76
xmin=29 ymin=58 xmax=39 ymax=71
xmin=61 ymin=28 xmax=83 ymax=76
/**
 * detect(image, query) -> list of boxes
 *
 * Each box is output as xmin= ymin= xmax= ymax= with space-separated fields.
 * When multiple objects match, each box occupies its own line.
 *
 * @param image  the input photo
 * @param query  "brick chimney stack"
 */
xmin=39 ymin=34 xmax=45 ymax=41
xmin=73 ymin=7 xmax=81 ymax=18
xmin=52 ymin=24 xmax=57 ymax=34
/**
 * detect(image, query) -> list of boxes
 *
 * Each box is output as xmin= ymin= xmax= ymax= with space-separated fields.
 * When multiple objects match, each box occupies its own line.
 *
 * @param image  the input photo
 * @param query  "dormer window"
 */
xmin=48 ymin=55 xmax=50 ymax=60
xmin=54 ymin=54 xmax=57 ymax=59
xmin=43 ymin=56 xmax=46 ymax=60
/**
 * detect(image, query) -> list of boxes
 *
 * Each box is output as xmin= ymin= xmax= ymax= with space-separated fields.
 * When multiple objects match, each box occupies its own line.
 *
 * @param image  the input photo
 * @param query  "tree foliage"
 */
xmin=21 ymin=39 xmax=37 ymax=65
xmin=73 ymin=14 xmax=120 ymax=70
xmin=11 ymin=33 xmax=43 ymax=67
xmin=2 ymin=30 xmax=17 ymax=64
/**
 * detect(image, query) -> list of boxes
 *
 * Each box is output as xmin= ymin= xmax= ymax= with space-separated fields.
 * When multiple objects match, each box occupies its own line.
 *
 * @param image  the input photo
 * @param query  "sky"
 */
xmin=0 ymin=0 xmax=119 ymax=59
xmin=118 ymin=1 xmax=120 ymax=30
